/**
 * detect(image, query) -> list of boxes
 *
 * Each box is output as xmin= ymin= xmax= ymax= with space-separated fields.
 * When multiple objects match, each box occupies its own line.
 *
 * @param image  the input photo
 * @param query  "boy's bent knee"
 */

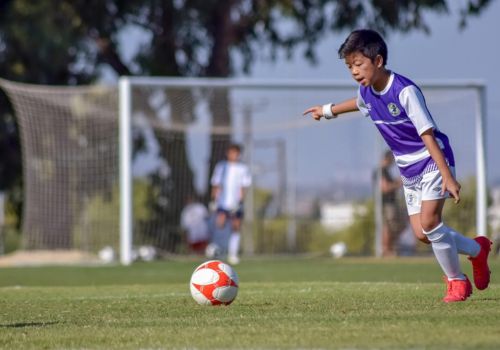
xmin=415 ymin=230 xmax=430 ymax=244
xmin=410 ymin=226 xmax=430 ymax=244
xmin=417 ymin=233 xmax=430 ymax=244
xmin=422 ymin=222 xmax=445 ymax=243
xmin=420 ymin=216 xmax=441 ymax=233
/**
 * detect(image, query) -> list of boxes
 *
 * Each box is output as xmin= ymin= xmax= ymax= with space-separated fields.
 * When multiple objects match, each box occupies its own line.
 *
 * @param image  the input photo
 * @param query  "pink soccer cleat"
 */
xmin=443 ymin=275 xmax=472 ymax=303
xmin=468 ymin=236 xmax=492 ymax=290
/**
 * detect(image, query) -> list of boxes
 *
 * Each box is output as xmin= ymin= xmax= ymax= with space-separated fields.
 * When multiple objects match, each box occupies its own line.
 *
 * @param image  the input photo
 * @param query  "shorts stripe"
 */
xmin=401 ymin=162 xmax=440 ymax=187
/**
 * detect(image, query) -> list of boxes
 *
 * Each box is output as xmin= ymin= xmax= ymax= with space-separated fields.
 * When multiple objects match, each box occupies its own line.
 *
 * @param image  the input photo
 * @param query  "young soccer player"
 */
xmin=303 ymin=29 xmax=492 ymax=302
xmin=210 ymin=143 xmax=251 ymax=265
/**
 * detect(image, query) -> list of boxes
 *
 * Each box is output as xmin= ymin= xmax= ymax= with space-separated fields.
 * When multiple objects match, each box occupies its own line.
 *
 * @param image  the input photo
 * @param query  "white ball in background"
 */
xmin=98 ymin=246 xmax=115 ymax=263
xmin=330 ymin=242 xmax=347 ymax=258
xmin=205 ymin=243 xmax=221 ymax=259
xmin=138 ymin=245 xmax=157 ymax=261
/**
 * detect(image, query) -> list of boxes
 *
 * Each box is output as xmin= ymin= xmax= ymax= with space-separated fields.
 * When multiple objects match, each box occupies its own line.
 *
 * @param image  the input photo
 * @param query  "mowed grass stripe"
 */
xmin=0 ymin=256 xmax=487 ymax=286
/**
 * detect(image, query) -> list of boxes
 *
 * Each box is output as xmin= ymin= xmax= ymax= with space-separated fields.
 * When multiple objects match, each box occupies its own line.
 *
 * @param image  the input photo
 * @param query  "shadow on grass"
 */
xmin=473 ymin=297 xmax=500 ymax=301
xmin=0 ymin=321 xmax=60 ymax=328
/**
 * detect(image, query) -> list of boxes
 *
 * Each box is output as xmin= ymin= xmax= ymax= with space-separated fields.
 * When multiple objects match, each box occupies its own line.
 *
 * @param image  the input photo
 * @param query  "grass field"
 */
xmin=0 ymin=257 xmax=499 ymax=349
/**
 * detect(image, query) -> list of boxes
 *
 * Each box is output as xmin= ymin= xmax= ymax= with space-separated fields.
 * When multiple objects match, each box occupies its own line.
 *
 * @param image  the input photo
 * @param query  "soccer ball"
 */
xmin=330 ymin=241 xmax=347 ymax=258
xmin=190 ymin=260 xmax=239 ymax=305
xmin=205 ymin=242 xmax=222 ymax=259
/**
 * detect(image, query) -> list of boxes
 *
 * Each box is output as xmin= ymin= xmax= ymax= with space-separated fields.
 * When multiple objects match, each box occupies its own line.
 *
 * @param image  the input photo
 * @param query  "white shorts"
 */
xmin=403 ymin=168 xmax=455 ymax=216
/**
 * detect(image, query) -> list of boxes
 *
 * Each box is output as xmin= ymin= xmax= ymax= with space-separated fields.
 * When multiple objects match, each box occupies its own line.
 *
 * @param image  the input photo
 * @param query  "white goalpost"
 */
xmin=0 ymin=77 xmax=487 ymax=264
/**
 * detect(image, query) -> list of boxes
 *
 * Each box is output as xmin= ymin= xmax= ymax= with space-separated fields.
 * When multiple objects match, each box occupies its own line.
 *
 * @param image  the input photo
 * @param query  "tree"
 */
xmin=0 ymin=0 xmax=492 ymax=248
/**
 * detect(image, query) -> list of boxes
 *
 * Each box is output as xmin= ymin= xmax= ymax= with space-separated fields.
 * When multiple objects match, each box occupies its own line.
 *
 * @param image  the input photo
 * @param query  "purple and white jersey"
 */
xmin=357 ymin=72 xmax=455 ymax=187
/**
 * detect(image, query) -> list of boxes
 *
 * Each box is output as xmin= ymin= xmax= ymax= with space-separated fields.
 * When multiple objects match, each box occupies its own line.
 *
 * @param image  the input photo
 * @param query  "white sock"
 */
xmin=424 ymin=223 xmax=465 ymax=280
xmin=443 ymin=225 xmax=480 ymax=257
xmin=228 ymin=232 xmax=241 ymax=258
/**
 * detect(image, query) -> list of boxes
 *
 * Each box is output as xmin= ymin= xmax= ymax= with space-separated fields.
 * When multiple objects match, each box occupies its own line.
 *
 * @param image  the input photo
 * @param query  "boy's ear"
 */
xmin=375 ymin=55 xmax=384 ymax=68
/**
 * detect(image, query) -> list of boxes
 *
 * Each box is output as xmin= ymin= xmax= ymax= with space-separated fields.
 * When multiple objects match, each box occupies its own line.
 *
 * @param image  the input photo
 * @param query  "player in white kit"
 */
xmin=210 ymin=143 xmax=251 ymax=265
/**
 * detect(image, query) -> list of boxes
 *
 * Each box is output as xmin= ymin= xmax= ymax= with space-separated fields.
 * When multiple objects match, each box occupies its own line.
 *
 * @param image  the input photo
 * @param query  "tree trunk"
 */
xmin=205 ymin=0 xmax=234 ymax=201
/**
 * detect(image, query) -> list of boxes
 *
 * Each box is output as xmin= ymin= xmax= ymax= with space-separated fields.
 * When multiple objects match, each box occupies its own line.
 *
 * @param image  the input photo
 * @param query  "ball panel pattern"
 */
xmin=190 ymin=260 xmax=239 ymax=305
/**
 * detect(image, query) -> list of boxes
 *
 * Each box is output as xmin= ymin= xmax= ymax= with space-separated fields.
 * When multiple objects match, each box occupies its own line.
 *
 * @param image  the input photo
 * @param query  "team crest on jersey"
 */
xmin=387 ymin=103 xmax=401 ymax=117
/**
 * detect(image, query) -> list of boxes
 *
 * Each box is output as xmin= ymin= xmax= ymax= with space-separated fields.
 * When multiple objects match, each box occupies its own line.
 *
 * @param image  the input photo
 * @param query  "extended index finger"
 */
xmin=303 ymin=107 xmax=316 ymax=115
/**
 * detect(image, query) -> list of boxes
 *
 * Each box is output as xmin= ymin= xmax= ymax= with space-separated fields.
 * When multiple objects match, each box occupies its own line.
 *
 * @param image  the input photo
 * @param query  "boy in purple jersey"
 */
xmin=303 ymin=29 xmax=491 ymax=302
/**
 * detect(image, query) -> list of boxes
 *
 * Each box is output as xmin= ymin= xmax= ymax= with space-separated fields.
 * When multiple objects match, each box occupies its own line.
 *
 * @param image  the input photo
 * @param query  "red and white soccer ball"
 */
xmin=190 ymin=260 xmax=239 ymax=306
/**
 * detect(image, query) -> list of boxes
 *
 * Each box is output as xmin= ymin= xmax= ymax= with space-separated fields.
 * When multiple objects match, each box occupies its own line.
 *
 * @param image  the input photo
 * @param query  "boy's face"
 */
xmin=227 ymin=148 xmax=240 ymax=162
xmin=344 ymin=52 xmax=383 ymax=87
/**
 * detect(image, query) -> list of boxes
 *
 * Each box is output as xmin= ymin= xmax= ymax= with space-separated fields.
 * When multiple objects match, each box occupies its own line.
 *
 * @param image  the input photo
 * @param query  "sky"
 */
xmin=243 ymin=1 xmax=500 ymax=185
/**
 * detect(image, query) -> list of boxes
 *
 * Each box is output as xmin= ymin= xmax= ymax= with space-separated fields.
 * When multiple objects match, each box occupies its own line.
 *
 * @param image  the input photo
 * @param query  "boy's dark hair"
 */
xmin=338 ymin=29 xmax=388 ymax=66
xmin=228 ymin=143 xmax=242 ymax=153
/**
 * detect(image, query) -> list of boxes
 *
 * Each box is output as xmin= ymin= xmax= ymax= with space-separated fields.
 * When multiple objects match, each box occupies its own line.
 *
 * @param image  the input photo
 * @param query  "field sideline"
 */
xmin=0 ymin=257 xmax=499 ymax=349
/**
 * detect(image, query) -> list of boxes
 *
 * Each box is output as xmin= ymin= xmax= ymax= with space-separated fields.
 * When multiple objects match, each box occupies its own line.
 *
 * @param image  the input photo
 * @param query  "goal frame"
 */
xmin=118 ymin=76 xmax=487 ymax=264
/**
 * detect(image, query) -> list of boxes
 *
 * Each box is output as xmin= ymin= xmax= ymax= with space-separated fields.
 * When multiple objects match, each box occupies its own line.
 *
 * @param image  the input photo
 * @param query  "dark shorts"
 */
xmin=217 ymin=207 xmax=244 ymax=219
xmin=383 ymin=203 xmax=401 ymax=238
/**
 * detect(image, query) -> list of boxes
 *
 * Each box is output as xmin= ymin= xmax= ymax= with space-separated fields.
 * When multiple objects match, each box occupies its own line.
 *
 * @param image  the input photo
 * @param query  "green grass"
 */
xmin=0 ymin=257 xmax=499 ymax=349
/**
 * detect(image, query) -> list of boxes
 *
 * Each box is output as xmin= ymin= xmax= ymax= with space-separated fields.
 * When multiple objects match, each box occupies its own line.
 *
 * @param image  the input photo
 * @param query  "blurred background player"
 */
xmin=210 ymin=143 xmax=251 ymax=265
xmin=379 ymin=150 xmax=404 ymax=257
xmin=180 ymin=195 xmax=210 ymax=254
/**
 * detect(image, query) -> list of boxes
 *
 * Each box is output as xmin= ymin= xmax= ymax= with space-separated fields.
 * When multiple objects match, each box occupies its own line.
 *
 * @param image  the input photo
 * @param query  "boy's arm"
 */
xmin=303 ymin=97 xmax=358 ymax=121
xmin=209 ymin=185 xmax=220 ymax=211
xmin=239 ymin=165 xmax=252 ymax=201
xmin=211 ymin=186 xmax=220 ymax=201
xmin=210 ymin=162 xmax=222 ymax=201
xmin=421 ymin=129 xmax=461 ymax=203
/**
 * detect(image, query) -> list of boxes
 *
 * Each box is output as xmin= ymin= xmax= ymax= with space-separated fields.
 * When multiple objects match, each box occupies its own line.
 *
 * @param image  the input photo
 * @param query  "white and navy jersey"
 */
xmin=357 ymin=72 xmax=455 ymax=186
xmin=211 ymin=161 xmax=251 ymax=211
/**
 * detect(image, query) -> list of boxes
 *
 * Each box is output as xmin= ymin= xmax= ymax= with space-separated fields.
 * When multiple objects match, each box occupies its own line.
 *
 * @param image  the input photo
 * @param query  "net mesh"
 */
xmin=0 ymin=78 xmax=481 ymax=258
xmin=0 ymin=80 xmax=119 ymax=251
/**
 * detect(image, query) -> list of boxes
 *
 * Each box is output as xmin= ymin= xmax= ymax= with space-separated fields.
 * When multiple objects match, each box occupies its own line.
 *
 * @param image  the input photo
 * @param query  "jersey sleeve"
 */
xmin=399 ymin=85 xmax=436 ymax=135
xmin=210 ymin=162 xmax=223 ymax=186
xmin=356 ymin=89 xmax=370 ymax=117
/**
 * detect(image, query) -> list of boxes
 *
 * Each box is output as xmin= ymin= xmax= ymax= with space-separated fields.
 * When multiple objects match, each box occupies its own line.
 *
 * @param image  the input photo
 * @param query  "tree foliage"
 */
xmin=0 ymin=0 xmax=492 ymax=246
xmin=1 ymin=0 xmax=492 ymax=81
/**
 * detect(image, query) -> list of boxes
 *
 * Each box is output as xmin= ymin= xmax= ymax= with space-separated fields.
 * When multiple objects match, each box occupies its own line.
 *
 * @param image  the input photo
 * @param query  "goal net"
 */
xmin=0 ymin=78 xmax=486 ymax=263
xmin=0 ymin=79 xmax=119 ymax=254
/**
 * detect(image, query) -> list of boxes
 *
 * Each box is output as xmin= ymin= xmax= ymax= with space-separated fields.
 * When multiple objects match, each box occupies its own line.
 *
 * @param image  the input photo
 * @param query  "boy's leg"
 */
xmin=382 ymin=204 xmax=398 ymax=256
xmin=216 ymin=211 xmax=227 ymax=228
xmin=421 ymin=199 xmax=473 ymax=302
xmin=421 ymin=198 xmax=465 ymax=281
xmin=228 ymin=217 xmax=241 ymax=265
xmin=437 ymin=225 xmax=491 ymax=290
xmin=404 ymin=171 xmax=473 ymax=301
xmin=420 ymin=169 xmax=491 ymax=290
xmin=445 ymin=227 xmax=480 ymax=256
xmin=408 ymin=214 xmax=429 ymax=244
xmin=410 ymin=211 xmax=482 ymax=258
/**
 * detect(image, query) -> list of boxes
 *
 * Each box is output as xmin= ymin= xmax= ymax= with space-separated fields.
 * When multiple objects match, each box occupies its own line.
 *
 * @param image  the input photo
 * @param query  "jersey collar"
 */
xmin=371 ymin=72 xmax=394 ymax=96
